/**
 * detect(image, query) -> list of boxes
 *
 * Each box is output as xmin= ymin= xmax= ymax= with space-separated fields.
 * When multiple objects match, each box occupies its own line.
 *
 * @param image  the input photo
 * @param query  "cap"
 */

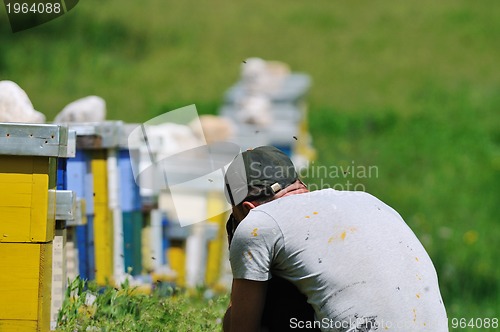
xmin=224 ymin=146 xmax=298 ymax=205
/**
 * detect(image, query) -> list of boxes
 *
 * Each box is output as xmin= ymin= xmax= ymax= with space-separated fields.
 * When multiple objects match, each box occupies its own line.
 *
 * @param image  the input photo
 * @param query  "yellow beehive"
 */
xmin=205 ymin=192 xmax=229 ymax=287
xmin=0 ymin=156 xmax=56 ymax=243
xmin=0 ymin=243 xmax=53 ymax=331
xmin=167 ymin=242 xmax=186 ymax=288
xmin=0 ymin=123 xmax=71 ymax=332
xmin=91 ymin=150 xmax=114 ymax=286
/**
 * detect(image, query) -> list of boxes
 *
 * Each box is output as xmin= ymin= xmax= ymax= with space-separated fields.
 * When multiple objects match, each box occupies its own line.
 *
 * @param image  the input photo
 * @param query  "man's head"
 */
xmin=224 ymin=146 xmax=298 ymax=206
xmin=224 ymin=146 xmax=309 ymax=245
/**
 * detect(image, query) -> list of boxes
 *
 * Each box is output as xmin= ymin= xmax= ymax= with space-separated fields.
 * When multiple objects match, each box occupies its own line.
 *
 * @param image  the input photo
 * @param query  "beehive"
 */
xmin=0 ymin=123 xmax=71 ymax=332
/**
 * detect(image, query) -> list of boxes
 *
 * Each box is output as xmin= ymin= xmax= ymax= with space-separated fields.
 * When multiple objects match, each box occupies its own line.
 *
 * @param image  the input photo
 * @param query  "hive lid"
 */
xmin=0 ymin=122 xmax=74 ymax=157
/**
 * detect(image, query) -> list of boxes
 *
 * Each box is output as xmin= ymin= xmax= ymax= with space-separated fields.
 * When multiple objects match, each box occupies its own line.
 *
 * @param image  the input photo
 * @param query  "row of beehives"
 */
xmin=0 ymin=120 xmax=235 ymax=331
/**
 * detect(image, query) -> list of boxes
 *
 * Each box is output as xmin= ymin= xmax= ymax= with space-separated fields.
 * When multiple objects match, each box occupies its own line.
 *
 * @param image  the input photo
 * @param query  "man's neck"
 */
xmin=274 ymin=180 xmax=309 ymax=199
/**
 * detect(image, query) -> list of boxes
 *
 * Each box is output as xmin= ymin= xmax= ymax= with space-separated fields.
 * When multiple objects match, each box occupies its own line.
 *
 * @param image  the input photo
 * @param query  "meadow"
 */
xmin=1 ymin=0 xmax=499 ymax=330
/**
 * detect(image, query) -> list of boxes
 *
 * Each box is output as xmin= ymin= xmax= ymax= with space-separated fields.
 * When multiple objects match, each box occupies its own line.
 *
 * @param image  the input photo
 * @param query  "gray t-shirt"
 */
xmin=230 ymin=189 xmax=448 ymax=332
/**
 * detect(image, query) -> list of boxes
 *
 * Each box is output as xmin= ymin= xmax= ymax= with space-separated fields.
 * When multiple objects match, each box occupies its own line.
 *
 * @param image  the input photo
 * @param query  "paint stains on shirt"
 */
xmin=305 ymin=211 xmax=319 ymax=219
xmin=328 ymin=227 xmax=358 ymax=244
xmin=245 ymin=251 xmax=253 ymax=261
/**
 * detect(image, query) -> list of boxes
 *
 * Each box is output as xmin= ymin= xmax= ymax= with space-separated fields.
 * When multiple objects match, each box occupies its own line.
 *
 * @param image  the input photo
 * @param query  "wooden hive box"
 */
xmin=68 ymin=122 xmax=122 ymax=286
xmin=0 ymin=123 xmax=71 ymax=332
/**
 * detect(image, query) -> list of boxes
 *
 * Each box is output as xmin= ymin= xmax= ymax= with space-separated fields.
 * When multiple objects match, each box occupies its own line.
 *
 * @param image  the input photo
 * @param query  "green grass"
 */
xmin=1 ymin=1 xmax=499 ymax=330
xmin=56 ymin=277 xmax=229 ymax=332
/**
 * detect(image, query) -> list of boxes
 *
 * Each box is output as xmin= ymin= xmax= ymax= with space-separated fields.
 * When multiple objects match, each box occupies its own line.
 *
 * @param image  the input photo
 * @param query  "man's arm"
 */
xmin=224 ymin=278 xmax=267 ymax=332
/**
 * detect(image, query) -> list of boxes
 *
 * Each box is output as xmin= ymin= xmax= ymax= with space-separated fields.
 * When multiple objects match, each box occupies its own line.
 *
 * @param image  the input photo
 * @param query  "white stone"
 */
xmin=53 ymin=95 xmax=106 ymax=123
xmin=0 ymin=80 xmax=46 ymax=123
xmin=241 ymin=57 xmax=290 ymax=94
xmin=236 ymin=94 xmax=273 ymax=127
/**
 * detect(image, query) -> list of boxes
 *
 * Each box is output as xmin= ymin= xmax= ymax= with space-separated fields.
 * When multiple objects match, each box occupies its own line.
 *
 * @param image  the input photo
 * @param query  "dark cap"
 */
xmin=224 ymin=146 xmax=298 ymax=205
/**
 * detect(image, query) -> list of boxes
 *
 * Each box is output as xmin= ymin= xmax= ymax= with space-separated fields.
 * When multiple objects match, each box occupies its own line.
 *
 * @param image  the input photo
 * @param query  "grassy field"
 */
xmin=1 ymin=0 xmax=499 ymax=330
xmin=55 ymin=278 xmax=229 ymax=332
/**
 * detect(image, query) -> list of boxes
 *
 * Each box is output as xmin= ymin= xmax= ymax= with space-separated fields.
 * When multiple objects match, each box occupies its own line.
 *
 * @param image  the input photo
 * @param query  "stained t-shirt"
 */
xmin=229 ymin=189 xmax=448 ymax=332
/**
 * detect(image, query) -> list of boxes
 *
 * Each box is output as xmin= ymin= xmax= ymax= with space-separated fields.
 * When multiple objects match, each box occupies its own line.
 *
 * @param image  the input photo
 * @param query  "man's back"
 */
xmin=230 ymin=189 xmax=448 ymax=331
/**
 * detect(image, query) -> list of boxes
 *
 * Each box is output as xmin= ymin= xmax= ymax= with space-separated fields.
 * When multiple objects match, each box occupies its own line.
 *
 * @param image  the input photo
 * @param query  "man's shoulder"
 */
xmin=259 ymin=188 xmax=381 ymax=208
xmin=254 ymin=188 xmax=403 ymax=227
xmin=233 ymin=210 xmax=280 ymax=238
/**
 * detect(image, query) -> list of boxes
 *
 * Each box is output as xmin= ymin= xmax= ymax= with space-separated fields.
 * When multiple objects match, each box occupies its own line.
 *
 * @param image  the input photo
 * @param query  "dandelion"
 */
xmin=463 ymin=230 xmax=478 ymax=245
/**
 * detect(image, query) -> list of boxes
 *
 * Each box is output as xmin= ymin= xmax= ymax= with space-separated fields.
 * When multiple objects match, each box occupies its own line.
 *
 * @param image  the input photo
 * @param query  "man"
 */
xmin=222 ymin=146 xmax=448 ymax=332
